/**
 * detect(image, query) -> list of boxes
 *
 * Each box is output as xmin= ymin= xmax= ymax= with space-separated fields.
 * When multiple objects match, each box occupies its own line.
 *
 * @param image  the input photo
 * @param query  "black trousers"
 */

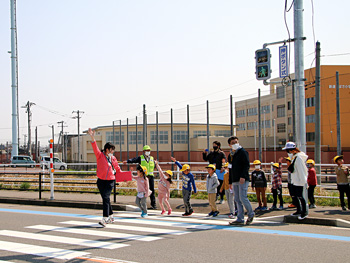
xmin=294 ymin=185 xmax=307 ymax=215
xmin=338 ymin=184 xmax=350 ymax=208
xmin=308 ymin=185 xmax=316 ymax=205
xmin=272 ymin=186 xmax=283 ymax=207
xmin=97 ymin=178 xmax=115 ymax=217
xmin=147 ymin=175 xmax=156 ymax=207
xmin=288 ymin=183 xmax=298 ymax=206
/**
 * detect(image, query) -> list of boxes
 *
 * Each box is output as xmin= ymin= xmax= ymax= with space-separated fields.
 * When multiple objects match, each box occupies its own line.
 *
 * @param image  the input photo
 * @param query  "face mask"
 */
xmin=307 ymin=164 xmax=311 ymax=168
xmin=273 ymin=168 xmax=277 ymax=173
xmin=231 ymin=143 xmax=240 ymax=151
xmin=255 ymin=165 xmax=260 ymax=170
xmin=213 ymin=146 xmax=218 ymax=151
xmin=287 ymin=153 xmax=293 ymax=159
xmin=108 ymin=153 xmax=113 ymax=158
xmin=144 ymin=151 xmax=150 ymax=157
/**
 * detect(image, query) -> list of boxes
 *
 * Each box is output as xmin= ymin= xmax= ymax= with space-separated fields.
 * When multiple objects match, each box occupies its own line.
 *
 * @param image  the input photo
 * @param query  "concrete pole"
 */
xmin=156 ymin=112 xmax=159 ymax=161
xmin=206 ymin=100 xmax=210 ymax=151
xmin=127 ymin=118 xmax=129 ymax=161
xmin=336 ymin=72 xmax=341 ymax=155
xmin=315 ymin=41 xmax=322 ymax=183
xmin=112 ymin=121 xmax=115 ymax=145
xmin=171 ymin=108 xmax=174 ymax=170
xmin=230 ymin=95 xmax=233 ymax=135
xmin=119 ymin=120 xmax=122 ymax=161
xmin=294 ymin=0 xmax=306 ymax=152
xmin=143 ymin=104 xmax=146 ymax=146
xmin=292 ymin=81 xmax=297 ymax=142
xmin=10 ymin=0 xmax=19 ymax=157
xmin=135 ymin=116 xmax=138 ymax=156
xmin=187 ymin=105 xmax=190 ymax=162
xmin=258 ymin=89 xmax=262 ymax=161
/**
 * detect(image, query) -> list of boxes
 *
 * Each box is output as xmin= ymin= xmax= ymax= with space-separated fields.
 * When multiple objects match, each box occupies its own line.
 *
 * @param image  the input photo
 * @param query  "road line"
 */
xmin=0 ymin=230 xmax=128 ymax=249
xmin=60 ymin=220 xmax=189 ymax=235
xmin=26 ymin=225 xmax=162 ymax=242
xmin=0 ymin=240 xmax=89 ymax=260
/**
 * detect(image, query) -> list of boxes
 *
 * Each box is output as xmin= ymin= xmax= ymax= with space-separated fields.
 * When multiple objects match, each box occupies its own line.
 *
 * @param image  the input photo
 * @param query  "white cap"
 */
xmin=282 ymin=141 xmax=296 ymax=150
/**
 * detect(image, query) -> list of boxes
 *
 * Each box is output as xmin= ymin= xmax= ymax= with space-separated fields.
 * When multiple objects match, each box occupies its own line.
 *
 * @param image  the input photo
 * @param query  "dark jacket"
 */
xmin=251 ymin=170 xmax=267 ymax=188
xmin=227 ymin=147 xmax=250 ymax=184
xmin=202 ymin=150 xmax=226 ymax=170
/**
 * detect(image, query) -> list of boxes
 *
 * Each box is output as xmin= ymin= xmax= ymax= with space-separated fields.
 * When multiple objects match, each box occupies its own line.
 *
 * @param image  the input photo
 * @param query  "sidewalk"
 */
xmin=0 ymin=190 xmax=349 ymax=228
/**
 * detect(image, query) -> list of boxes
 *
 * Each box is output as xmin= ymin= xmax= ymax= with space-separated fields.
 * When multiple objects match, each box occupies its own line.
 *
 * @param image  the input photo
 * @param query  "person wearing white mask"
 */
xmin=282 ymin=141 xmax=308 ymax=220
xmin=88 ymin=128 xmax=121 ymax=227
xmin=227 ymin=136 xmax=255 ymax=225
xmin=124 ymin=145 xmax=157 ymax=209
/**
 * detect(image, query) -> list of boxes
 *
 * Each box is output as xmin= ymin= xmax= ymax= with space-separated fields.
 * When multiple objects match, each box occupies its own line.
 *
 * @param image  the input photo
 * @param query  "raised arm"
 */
xmin=155 ymin=160 xmax=166 ymax=180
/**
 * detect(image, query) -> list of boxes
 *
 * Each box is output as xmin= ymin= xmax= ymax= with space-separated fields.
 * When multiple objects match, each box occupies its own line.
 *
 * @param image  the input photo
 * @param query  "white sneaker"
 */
xmin=99 ymin=218 xmax=108 ymax=227
xmin=107 ymin=216 xmax=114 ymax=224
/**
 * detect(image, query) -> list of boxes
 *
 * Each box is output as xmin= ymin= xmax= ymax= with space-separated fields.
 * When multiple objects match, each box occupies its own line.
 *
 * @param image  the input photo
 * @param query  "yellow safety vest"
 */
xmin=140 ymin=155 xmax=155 ymax=176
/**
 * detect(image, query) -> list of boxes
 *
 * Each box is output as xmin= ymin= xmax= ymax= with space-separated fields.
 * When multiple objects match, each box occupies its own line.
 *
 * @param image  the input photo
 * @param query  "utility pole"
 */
xmin=143 ymin=104 xmax=146 ymax=146
xmin=315 ymin=41 xmax=321 ymax=182
xmin=57 ymin=121 xmax=67 ymax=158
xmin=22 ymin=101 xmax=35 ymax=157
xmin=258 ymin=89 xmax=262 ymax=161
xmin=72 ymin=110 xmax=84 ymax=162
xmin=10 ymin=0 xmax=19 ymax=157
xmin=206 ymin=100 xmax=210 ymax=151
xmin=336 ymin=72 xmax=341 ymax=155
xmin=35 ymin=127 xmax=38 ymax=162
xmin=294 ymin=0 xmax=306 ymax=152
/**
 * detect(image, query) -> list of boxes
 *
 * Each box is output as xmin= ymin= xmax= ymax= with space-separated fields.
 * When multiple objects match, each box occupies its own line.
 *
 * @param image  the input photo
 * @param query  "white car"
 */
xmin=40 ymin=156 xmax=67 ymax=170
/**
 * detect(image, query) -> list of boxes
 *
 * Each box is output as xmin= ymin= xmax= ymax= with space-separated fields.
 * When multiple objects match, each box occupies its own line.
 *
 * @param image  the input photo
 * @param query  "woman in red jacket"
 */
xmin=88 ymin=128 xmax=121 ymax=227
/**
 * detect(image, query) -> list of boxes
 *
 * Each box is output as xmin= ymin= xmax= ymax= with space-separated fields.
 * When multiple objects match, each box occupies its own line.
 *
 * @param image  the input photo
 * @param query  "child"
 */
xmin=285 ymin=157 xmax=297 ymax=208
xmin=251 ymin=160 xmax=267 ymax=211
xmin=307 ymin=159 xmax=317 ymax=209
xmin=155 ymin=160 xmax=173 ymax=215
xmin=132 ymin=165 xmax=152 ymax=218
xmin=334 ymin=155 xmax=350 ymax=211
xmin=220 ymin=162 xmax=236 ymax=218
xmin=270 ymin=158 xmax=283 ymax=210
xmin=206 ymin=164 xmax=220 ymax=217
xmin=171 ymin=157 xmax=197 ymax=216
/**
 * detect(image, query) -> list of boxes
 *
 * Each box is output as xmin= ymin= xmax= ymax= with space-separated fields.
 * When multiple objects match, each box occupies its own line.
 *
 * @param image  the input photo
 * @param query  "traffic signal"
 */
xmin=255 ymin=48 xmax=271 ymax=80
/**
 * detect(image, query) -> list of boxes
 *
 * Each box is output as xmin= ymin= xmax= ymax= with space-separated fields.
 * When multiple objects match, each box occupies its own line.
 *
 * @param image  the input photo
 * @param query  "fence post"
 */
xmin=49 ymin=139 xmax=54 ymax=200
xmin=39 ymin=172 xmax=42 ymax=199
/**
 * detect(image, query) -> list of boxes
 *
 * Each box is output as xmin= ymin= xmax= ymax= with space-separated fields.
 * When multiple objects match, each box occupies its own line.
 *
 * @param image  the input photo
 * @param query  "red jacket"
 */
xmin=91 ymin=141 xmax=121 ymax=180
xmin=307 ymin=168 xmax=317 ymax=186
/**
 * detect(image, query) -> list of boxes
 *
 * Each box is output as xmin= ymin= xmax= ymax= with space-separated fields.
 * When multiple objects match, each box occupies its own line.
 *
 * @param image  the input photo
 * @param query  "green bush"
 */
xmin=20 ymin=182 xmax=31 ymax=190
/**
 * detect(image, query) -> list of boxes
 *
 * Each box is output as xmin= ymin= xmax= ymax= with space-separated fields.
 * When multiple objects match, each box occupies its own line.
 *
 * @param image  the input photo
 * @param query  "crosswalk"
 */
xmin=0 ymin=210 xmax=248 ymax=262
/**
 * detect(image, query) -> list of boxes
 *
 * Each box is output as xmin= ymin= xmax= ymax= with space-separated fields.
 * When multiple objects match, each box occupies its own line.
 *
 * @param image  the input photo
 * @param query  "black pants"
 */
xmin=308 ymin=185 xmax=316 ymax=205
xmin=294 ymin=185 xmax=307 ymax=215
xmin=217 ymin=179 xmax=225 ymax=200
xmin=338 ymin=184 xmax=350 ymax=208
xmin=97 ymin=178 xmax=115 ymax=217
xmin=272 ymin=186 xmax=283 ymax=207
xmin=147 ymin=175 xmax=156 ymax=208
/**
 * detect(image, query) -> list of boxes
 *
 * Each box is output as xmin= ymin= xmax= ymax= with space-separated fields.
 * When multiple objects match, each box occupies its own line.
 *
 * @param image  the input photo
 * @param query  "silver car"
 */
xmin=40 ymin=156 xmax=67 ymax=170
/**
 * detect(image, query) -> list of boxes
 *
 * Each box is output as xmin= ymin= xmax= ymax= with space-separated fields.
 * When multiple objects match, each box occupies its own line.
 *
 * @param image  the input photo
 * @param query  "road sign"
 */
xmin=279 ymin=45 xmax=288 ymax=78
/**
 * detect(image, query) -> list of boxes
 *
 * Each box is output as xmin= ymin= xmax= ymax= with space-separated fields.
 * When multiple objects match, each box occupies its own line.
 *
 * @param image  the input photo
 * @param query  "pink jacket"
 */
xmin=132 ymin=175 xmax=151 ymax=197
xmin=91 ymin=141 xmax=121 ymax=180
xmin=156 ymin=163 xmax=171 ymax=195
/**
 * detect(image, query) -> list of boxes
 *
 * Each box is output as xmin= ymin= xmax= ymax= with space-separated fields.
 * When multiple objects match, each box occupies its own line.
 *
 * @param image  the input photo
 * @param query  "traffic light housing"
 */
xmin=255 ymin=48 xmax=271 ymax=80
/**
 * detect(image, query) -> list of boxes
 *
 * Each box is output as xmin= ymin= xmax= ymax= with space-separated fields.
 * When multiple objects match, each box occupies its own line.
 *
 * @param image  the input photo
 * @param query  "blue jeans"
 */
xmin=233 ymin=181 xmax=254 ymax=222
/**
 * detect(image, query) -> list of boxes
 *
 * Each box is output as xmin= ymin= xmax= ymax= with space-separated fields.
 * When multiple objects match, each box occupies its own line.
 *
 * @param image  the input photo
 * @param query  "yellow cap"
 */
xmin=165 ymin=170 xmax=173 ymax=176
xmin=253 ymin=160 xmax=261 ymax=165
xmin=272 ymin=163 xmax=279 ymax=168
xmin=205 ymin=164 xmax=216 ymax=170
xmin=284 ymin=157 xmax=291 ymax=162
xmin=333 ymin=155 xmax=343 ymax=163
xmin=307 ymin=159 xmax=315 ymax=166
xmin=224 ymin=162 xmax=229 ymax=168
xmin=180 ymin=164 xmax=190 ymax=172
xmin=140 ymin=165 xmax=148 ymax=175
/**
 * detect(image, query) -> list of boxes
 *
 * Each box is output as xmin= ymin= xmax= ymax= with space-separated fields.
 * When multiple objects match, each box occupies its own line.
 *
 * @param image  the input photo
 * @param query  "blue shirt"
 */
xmin=175 ymin=161 xmax=197 ymax=193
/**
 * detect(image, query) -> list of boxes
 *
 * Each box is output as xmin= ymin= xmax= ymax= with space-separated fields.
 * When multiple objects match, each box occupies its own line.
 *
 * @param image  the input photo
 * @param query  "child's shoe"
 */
xmin=288 ymin=203 xmax=296 ymax=208
xmin=213 ymin=211 xmax=220 ymax=217
xmin=207 ymin=211 xmax=214 ymax=217
xmin=161 ymin=210 xmax=166 ymax=215
xmin=254 ymin=206 xmax=262 ymax=211
xmin=261 ymin=206 xmax=268 ymax=211
xmin=168 ymin=209 xmax=172 ymax=215
xmin=141 ymin=212 xmax=148 ymax=218
xmin=187 ymin=209 xmax=193 ymax=216
xmin=269 ymin=206 xmax=277 ymax=211
xmin=182 ymin=212 xmax=189 ymax=216
xmin=98 ymin=217 xmax=108 ymax=227
xmin=106 ymin=215 xmax=114 ymax=224
xmin=278 ymin=205 xmax=283 ymax=210
xmin=228 ymin=213 xmax=235 ymax=219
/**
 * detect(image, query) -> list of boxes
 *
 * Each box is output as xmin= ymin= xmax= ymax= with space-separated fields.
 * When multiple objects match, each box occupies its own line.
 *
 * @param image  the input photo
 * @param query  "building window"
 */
xmin=247 ymin=107 xmax=257 ymax=116
xmin=193 ymin=131 xmax=207 ymax=138
xmin=276 ymin=86 xmax=285 ymax=99
xmin=277 ymin=105 xmax=286 ymax=118
xmin=277 ymin=123 xmax=286 ymax=133
xmin=214 ymin=130 xmax=231 ymax=137
xmin=261 ymin=105 xmax=270 ymax=114
xmin=236 ymin=109 xmax=246 ymax=118
xmin=247 ymin=122 xmax=257 ymax=130
xmin=261 ymin=120 xmax=271 ymax=128
xmin=288 ymin=117 xmax=292 ymax=125
xmin=106 ymin=131 xmax=124 ymax=145
xmin=173 ymin=131 xmax=188 ymax=144
xmin=306 ymin=97 xmax=315 ymax=107
xmin=129 ymin=131 xmax=142 ymax=145
xmin=306 ymin=132 xmax=315 ymax=142
xmin=237 ymin=123 xmax=246 ymax=131
xmin=151 ymin=131 xmax=168 ymax=144
xmin=288 ymin=101 xmax=291 ymax=110
xmin=306 ymin=114 xmax=315 ymax=123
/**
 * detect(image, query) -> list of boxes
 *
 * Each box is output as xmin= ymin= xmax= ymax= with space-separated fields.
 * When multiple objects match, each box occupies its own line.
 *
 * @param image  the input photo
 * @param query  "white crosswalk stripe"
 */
xmin=60 ymin=220 xmax=190 ymax=235
xmin=0 ymin=230 xmax=129 ymax=249
xmin=26 ymin=224 xmax=163 ymax=242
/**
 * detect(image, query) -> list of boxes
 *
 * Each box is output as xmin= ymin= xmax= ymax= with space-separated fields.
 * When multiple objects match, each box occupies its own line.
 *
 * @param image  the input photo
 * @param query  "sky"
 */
xmin=0 ymin=0 xmax=349 ymax=147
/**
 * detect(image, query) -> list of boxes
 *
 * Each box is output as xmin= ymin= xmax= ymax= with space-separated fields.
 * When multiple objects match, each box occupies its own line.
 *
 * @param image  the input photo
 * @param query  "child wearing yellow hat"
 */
xmin=155 ymin=160 xmax=173 ymax=215
xmin=307 ymin=159 xmax=317 ymax=209
xmin=251 ymin=160 xmax=267 ymax=211
xmin=270 ymin=158 xmax=284 ymax=210
xmin=206 ymin=164 xmax=220 ymax=217
xmin=334 ymin=155 xmax=350 ymax=211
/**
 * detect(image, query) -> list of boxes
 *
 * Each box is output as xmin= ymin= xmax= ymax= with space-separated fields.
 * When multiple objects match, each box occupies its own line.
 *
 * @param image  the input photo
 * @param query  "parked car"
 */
xmin=10 ymin=155 xmax=35 ymax=168
xmin=40 ymin=156 xmax=67 ymax=170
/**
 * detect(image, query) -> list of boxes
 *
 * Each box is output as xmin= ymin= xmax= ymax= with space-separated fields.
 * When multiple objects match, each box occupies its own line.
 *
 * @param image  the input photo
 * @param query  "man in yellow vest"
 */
xmin=123 ymin=145 xmax=157 ymax=209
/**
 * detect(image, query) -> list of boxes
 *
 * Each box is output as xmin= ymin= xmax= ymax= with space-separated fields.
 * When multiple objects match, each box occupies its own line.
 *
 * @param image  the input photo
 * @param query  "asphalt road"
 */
xmin=0 ymin=204 xmax=349 ymax=263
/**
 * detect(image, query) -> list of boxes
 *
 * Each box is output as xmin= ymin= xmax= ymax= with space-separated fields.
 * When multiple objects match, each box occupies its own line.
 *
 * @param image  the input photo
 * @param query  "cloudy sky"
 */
xmin=0 ymin=0 xmax=349 ymax=146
